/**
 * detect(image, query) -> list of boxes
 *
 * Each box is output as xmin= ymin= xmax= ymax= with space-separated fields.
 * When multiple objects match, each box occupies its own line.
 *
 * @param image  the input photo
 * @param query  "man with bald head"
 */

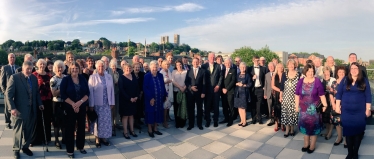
xmin=201 ymin=53 xmax=222 ymax=127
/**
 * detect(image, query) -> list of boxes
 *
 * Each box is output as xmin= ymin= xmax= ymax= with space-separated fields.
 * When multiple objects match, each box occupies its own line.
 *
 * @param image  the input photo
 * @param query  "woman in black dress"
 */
xmin=321 ymin=66 xmax=336 ymax=140
xmin=119 ymin=64 xmax=139 ymax=139
xmin=271 ymin=63 xmax=284 ymax=131
xmin=132 ymin=62 xmax=145 ymax=127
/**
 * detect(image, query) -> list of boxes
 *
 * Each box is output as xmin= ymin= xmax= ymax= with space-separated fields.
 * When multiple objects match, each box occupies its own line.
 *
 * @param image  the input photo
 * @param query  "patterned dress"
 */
xmin=91 ymin=75 xmax=112 ymax=138
xmin=298 ymin=82 xmax=323 ymax=135
xmin=144 ymin=73 xmax=167 ymax=124
xmin=281 ymin=72 xmax=299 ymax=125
xmin=330 ymin=80 xmax=341 ymax=126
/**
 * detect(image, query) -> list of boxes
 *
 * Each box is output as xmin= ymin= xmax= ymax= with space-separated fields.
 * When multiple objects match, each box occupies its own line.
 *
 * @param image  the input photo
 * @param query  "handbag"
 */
xmin=87 ymin=109 xmax=98 ymax=122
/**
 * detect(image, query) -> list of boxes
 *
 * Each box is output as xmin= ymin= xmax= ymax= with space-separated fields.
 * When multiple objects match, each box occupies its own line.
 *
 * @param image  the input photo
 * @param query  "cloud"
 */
xmin=162 ymin=0 xmax=374 ymax=60
xmin=111 ymin=3 xmax=204 ymax=15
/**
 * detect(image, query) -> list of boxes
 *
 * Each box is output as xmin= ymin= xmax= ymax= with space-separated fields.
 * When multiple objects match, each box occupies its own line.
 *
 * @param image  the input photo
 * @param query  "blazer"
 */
xmin=185 ymin=67 xmax=206 ymax=95
xmin=88 ymin=73 xmax=115 ymax=107
xmin=60 ymin=74 xmax=90 ymax=106
xmin=201 ymin=62 xmax=222 ymax=88
xmin=222 ymin=67 xmax=237 ymax=95
xmin=248 ymin=65 xmax=268 ymax=89
xmin=264 ymin=72 xmax=274 ymax=98
xmin=234 ymin=73 xmax=252 ymax=102
xmin=5 ymin=73 xmax=43 ymax=119
xmin=1 ymin=64 xmax=19 ymax=93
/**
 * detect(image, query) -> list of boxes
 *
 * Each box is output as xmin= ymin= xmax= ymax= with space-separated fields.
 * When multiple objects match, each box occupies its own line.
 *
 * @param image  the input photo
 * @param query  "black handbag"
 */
xmin=87 ymin=110 xmax=98 ymax=122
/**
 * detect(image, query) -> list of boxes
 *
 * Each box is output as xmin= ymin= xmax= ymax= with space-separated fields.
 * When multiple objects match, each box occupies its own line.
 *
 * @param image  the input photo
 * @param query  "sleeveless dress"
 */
xmin=298 ymin=82 xmax=323 ymax=135
xmin=273 ymin=74 xmax=282 ymax=120
xmin=281 ymin=72 xmax=299 ymax=125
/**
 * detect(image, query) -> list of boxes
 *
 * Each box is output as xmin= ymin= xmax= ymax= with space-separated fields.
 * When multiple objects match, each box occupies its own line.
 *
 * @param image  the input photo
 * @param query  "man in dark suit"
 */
xmin=201 ymin=53 xmax=222 ymax=127
xmin=185 ymin=58 xmax=206 ymax=130
xmin=16 ymin=54 xmax=35 ymax=73
xmin=221 ymin=58 xmax=237 ymax=126
xmin=6 ymin=61 xmax=44 ymax=159
xmin=0 ymin=53 xmax=19 ymax=129
xmin=345 ymin=53 xmax=367 ymax=78
xmin=182 ymin=56 xmax=191 ymax=71
xmin=249 ymin=56 xmax=268 ymax=124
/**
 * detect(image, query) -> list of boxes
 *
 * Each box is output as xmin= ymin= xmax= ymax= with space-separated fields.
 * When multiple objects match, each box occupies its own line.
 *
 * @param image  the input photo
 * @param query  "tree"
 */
xmin=164 ymin=42 xmax=174 ymax=50
xmin=0 ymin=50 xmax=8 ymax=65
xmin=230 ymin=45 xmax=279 ymax=66
xmin=173 ymin=50 xmax=180 ymax=55
xmin=87 ymin=40 xmax=95 ymax=46
xmin=334 ymin=59 xmax=344 ymax=66
xmin=150 ymin=42 xmax=159 ymax=52
xmin=128 ymin=46 xmax=136 ymax=56
xmin=191 ymin=48 xmax=199 ymax=53
xmin=70 ymin=39 xmax=82 ymax=51
xmin=12 ymin=41 xmax=24 ymax=49
xmin=2 ymin=39 xmax=15 ymax=49
xmin=19 ymin=46 xmax=33 ymax=51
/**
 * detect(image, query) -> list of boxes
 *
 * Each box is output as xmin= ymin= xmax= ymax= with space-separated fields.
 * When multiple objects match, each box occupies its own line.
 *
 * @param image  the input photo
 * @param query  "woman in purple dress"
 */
xmin=335 ymin=62 xmax=372 ymax=159
xmin=295 ymin=64 xmax=328 ymax=154
xmin=143 ymin=60 xmax=167 ymax=138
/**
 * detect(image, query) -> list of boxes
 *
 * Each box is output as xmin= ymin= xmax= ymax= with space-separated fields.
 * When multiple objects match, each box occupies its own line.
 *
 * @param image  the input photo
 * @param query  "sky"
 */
xmin=1 ymin=0 xmax=374 ymax=60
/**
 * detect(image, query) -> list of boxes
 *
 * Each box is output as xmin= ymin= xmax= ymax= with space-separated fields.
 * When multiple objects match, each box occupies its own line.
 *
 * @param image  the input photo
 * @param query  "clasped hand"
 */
xmin=72 ymin=101 xmax=82 ymax=113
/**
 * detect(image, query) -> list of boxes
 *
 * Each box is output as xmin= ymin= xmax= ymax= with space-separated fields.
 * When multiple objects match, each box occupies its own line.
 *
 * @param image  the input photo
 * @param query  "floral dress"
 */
xmin=281 ymin=72 xmax=299 ymax=125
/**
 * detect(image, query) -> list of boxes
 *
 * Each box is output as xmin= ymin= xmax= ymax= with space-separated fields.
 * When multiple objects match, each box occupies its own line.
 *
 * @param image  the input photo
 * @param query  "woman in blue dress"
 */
xmin=335 ymin=62 xmax=372 ymax=159
xmin=143 ymin=60 xmax=167 ymax=138
xmin=295 ymin=64 xmax=328 ymax=154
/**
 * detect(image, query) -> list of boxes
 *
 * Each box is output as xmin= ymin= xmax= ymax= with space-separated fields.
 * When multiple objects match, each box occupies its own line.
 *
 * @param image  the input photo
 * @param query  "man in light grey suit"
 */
xmin=263 ymin=62 xmax=275 ymax=126
xmin=5 ymin=61 xmax=43 ymax=159
xmin=0 ymin=53 xmax=19 ymax=129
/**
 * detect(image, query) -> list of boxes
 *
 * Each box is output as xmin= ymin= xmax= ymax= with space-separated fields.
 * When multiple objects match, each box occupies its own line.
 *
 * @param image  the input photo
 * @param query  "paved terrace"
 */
xmin=0 ymin=109 xmax=374 ymax=159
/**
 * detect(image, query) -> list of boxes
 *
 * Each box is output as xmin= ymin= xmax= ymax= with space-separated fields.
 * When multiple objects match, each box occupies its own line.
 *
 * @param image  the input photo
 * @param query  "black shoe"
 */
xmin=148 ymin=131 xmax=154 ymax=138
xmin=14 ymin=151 xmax=20 ymax=159
xmin=78 ymin=149 xmax=87 ymax=154
xmin=290 ymin=132 xmax=295 ymax=136
xmin=214 ymin=122 xmax=218 ymax=127
xmin=67 ymin=153 xmax=74 ymax=158
xmin=198 ymin=126 xmax=203 ymax=130
xmin=345 ymin=154 xmax=353 ymax=159
xmin=219 ymin=120 xmax=228 ymax=124
xmin=112 ymin=130 xmax=116 ymax=136
xmin=123 ymin=133 xmax=131 ymax=139
xmin=226 ymin=122 xmax=233 ymax=127
xmin=22 ymin=148 xmax=33 ymax=156
xmin=344 ymin=144 xmax=348 ymax=148
xmin=153 ymin=131 xmax=163 ymax=135
xmin=267 ymin=120 xmax=275 ymax=126
xmin=258 ymin=120 xmax=263 ymax=124
xmin=205 ymin=122 xmax=210 ymax=127
xmin=130 ymin=131 xmax=138 ymax=137
xmin=284 ymin=133 xmax=289 ymax=138
xmin=96 ymin=142 xmax=101 ymax=148
xmin=334 ymin=138 xmax=343 ymax=146
xmin=301 ymin=145 xmax=310 ymax=152
xmin=307 ymin=148 xmax=315 ymax=154
xmin=187 ymin=126 xmax=194 ymax=130
xmin=55 ymin=141 xmax=62 ymax=149
xmin=242 ymin=123 xmax=248 ymax=127
xmin=100 ymin=139 xmax=110 ymax=146
xmin=6 ymin=123 xmax=12 ymax=129
xmin=251 ymin=120 xmax=257 ymax=124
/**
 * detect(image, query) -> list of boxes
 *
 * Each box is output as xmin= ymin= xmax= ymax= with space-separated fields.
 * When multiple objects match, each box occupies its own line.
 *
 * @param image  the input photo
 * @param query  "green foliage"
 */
xmin=150 ymin=42 xmax=159 ymax=52
xmin=230 ymin=45 xmax=280 ymax=66
xmin=0 ymin=50 xmax=8 ymax=65
xmin=2 ymin=39 xmax=15 ymax=49
xmin=334 ymin=59 xmax=344 ymax=66
xmin=191 ymin=48 xmax=199 ymax=53
xmin=19 ymin=46 xmax=33 ymax=51
xmin=173 ymin=50 xmax=180 ymax=55
xmin=164 ymin=42 xmax=174 ymax=50
xmin=15 ymin=56 xmax=23 ymax=66
xmin=128 ymin=46 xmax=136 ymax=56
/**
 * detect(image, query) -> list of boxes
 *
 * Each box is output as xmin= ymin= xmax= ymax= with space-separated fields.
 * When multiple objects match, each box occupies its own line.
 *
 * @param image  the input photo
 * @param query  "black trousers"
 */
xmin=251 ymin=87 xmax=264 ymax=121
xmin=65 ymin=105 xmax=86 ymax=153
xmin=346 ymin=132 xmax=364 ymax=158
xmin=187 ymin=93 xmax=203 ymax=127
xmin=52 ymin=102 xmax=65 ymax=141
xmin=33 ymin=100 xmax=52 ymax=144
xmin=4 ymin=94 xmax=11 ymax=125
xmin=174 ymin=91 xmax=186 ymax=128
xmin=204 ymin=88 xmax=220 ymax=123
xmin=222 ymin=92 xmax=235 ymax=123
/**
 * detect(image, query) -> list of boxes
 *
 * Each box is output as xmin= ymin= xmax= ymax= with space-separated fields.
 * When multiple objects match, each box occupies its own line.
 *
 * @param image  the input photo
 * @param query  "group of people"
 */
xmin=1 ymin=51 xmax=372 ymax=159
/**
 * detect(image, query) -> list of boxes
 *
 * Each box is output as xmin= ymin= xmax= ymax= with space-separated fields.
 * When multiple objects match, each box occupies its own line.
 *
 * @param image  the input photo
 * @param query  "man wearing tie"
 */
xmin=16 ymin=54 xmax=35 ymax=73
xmin=182 ymin=56 xmax=191 ymax=71
xmin=249 ymin=56 xmax=268 ymax=124
xmin=201 ymin=53 xmax=222 ymax=127
xmin=264 ymin=62 xmax=275 ymax=126
xmin=221 ymin=58 xmax=237 ymax=126
xmin=234 ymin=57 xmax=241 ymax=74
xmin=6 ymin=61 xmax=44 ymax=158
xmin=185 ymin=58 xmax=206 ymax=130
xmin=0 ymin=53 xmax=19 ymax=129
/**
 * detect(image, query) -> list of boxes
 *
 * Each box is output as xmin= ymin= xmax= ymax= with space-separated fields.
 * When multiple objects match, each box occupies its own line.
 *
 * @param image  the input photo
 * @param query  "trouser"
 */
xmin=222 ymin=92 xmax=235 ymax=123
xmin=187 ymin=93 xmax=203 ymax=127
xmin=34 ymin=100 xmax=52 ymax=144
xmin=204 ymin=88 xmax=220 ymax=123
xmin=4 ymin=94 xmax=11 ymax=125
xmin=52 ymin=102 xmax=65 ymax=141
xmin=267 ymin=96 xmax=273 ymax=119
xmin=251 ymin=87 xmax=264 ymax=121
xmin=346 ymin=132 xmax=364 ymax=157
xmin=12 ymin=115 xmax=36 ymax=151
xmin=174 ymin=91 xmax=186 ymax=128
xmin=65 ymin=105 xmax=86 ymax=153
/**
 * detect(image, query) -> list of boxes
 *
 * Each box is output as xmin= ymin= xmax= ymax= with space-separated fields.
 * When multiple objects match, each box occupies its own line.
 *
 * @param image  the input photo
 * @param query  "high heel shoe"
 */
xmin=284 ymin=133 xmax=289 ymax=138
xmin=301 ymin=145 xmax=310 ymax=152
xmin=242 ymin=123 xmax=248 ymax=127
xmin=238 ymin=123 xmax=243 ymax=126
xmin=325 ymin=134 xmax=332 ymax=140
xmin=334 ymin=138 xmax=343 ymax=146
xmin=95 ymin=142 xmax=101 ymax=148
xmin=67 ymin=153 xmax=75 ymax=158
xmin=290 ymin=132 xmax=295 ymax=136
xmin=148 ymin=131 xmax=155 ymax=138
xmin=130 ymin=131 xmax=138 ymax=137
xmin=123 ymin=133 xmax=131 ymax=139
xmin=153 ymin=131 xmax=163 ymax=135
xmin=55 ymin=141 xmax=62 ymax=149
xmin=100 ymin=139 xmax=110 ymax=146
xmin=274 ymin=127 xmax=279 ymax=132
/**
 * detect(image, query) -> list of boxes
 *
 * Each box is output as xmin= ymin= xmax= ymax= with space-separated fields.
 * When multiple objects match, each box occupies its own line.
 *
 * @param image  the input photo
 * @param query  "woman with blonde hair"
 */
xmin=63 ymin=51 xmax=74 ymax=75
xmin=320 ymin=66 xmax=336 ymax=140
xmin=271 ymin=63 xmax=285 ymax=131
xmin=159 ymin=60 xmax=173 ymax=128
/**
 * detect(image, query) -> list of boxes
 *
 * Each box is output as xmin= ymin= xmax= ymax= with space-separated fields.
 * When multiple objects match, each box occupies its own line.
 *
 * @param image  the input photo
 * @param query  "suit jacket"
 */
xmin=264 ymin=72 xmax=274 ymax=98
xmin=183 ymin=64 xmax=191 ymax=71
xmin=248 ymin=65 xmax=268 ymax=89
xmin=88 ymin=73 xmax=115 ymax=107
xmin=201 ymin=62 xmax=222 ymax=89
xmin=222 ymin=67 xmax=237 ymax=95
xmin=1 ymin=64 xmax=19 ymax=93
xmin=5 ymin=73 xmax=43 ymax=119
xmin=60 ymin=74 xmax=90 ymax=105
xmin=185 ymin=67 xmax=206 ymax=95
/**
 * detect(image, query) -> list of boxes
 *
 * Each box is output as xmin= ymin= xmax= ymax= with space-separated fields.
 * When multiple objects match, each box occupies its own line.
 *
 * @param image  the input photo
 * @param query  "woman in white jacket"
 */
xmin=159 ymin=60 xmax=173 ymax=128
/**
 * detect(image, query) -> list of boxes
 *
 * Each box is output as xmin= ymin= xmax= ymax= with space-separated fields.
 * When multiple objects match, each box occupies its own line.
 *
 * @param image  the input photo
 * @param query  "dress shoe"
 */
xmin=226 ymin=122 xmax=233 ymax=127
xmin=153 ymin=131 xmax=163 ymax=135
xmin=290 ymin=132 xmax=295 ymax=136
xmin=55 ymin=141 xmax=62 ymax=149
xmin=123 ymin=133 xmax=131 ymax=139
xmin=148 ymin=131 xmax=155 ymax=138
xmin=198 ymin=126 xmax=203 ymax=130
xmin=22 ymin=148 xmax=33 ymax=156
xmin=78 ymin=149 xmax=87 ymax=154
xmin=258 ymin=120 xmax=264 ymax=125
xmin=284 ymin=133 xmax=289 ymax=138
xmin=267 ymin=120 xmax=275 ymax=126
xmin=187 ymin=126 xmax=194 ymax=130
xmin=334 ymin=138 xmax=343 ymax=146
xmin=214 ymin=122 xmax=218 ymax=127
xmin=307 ymin=148 xmax=315 ymax=154
xmin=205 ymin=122 xmax=210 ymax=127
xmin=67 ymin=153 xmax=75 ymax=158
xmin=100 ymin=139 xmax=110 ymax=146
xmin=130 ymin=131 xmax=138 ymax=137
xmin=219 ymin=120 xmax=228 ymax=124
xmin=14 ymin=151 xmax=20 ymax=159
xmin=301 ymin=145 xmax=310 ymax=152
xmin=251 ymin=120 xmax=257 ymax=124
xmin=6 ymin=123 xmax=12 ymax=129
